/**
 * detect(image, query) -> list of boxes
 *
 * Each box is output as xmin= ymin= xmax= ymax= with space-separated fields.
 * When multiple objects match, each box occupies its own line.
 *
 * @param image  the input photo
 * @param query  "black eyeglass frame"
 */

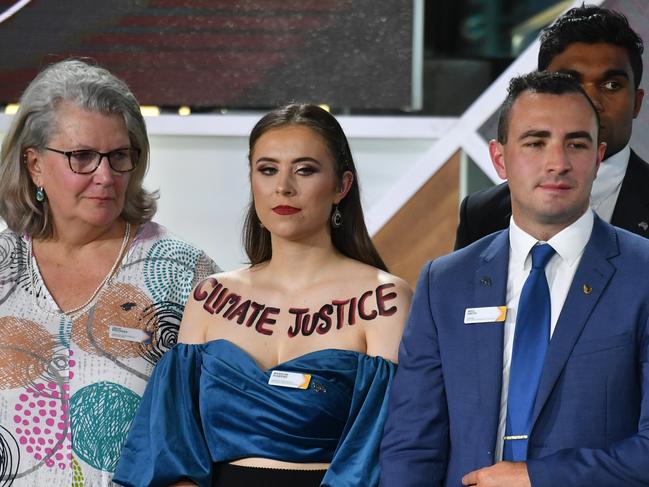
xmin=44 ymin=147 xmax=140 ymax=174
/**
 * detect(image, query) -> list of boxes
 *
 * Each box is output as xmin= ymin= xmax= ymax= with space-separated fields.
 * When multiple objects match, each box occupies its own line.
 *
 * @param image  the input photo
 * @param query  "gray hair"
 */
xmin=0 ymin=59 xmax=158 ymax=238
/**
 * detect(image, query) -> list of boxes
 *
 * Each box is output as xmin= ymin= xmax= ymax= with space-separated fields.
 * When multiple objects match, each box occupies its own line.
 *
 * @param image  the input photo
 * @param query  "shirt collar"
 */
xmin=591 ymin=144 xmax=630 ymax=202
xmin=509 ymin=210 xmax=594 ymax=270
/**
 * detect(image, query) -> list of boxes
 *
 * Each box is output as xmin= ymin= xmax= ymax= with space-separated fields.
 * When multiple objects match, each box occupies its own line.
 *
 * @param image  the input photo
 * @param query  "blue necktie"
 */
xmin=503 ymin=243 xmax=555 ymax=462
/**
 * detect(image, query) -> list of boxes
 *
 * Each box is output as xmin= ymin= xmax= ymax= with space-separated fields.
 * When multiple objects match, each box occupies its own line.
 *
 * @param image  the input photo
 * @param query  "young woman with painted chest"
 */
xmin=115 ymin=104 xmax=412 ymax=487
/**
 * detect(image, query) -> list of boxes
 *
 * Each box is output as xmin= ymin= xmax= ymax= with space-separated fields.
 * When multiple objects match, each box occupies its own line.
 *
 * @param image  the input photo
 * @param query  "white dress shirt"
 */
xmin=494 ymin=210 xmax=594 ymax=461
xmin=590 ymin=145 xmax=630 ymax=222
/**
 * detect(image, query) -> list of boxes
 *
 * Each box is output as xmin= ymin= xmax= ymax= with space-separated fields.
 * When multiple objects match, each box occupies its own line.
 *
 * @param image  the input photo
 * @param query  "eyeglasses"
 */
xmin=44 ymin=147 xmax=140 ymax=174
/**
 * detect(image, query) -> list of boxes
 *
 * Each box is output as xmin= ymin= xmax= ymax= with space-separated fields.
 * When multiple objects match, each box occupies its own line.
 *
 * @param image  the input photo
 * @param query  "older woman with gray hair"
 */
xmin=0 ymin=59 xmax=218 ymax=485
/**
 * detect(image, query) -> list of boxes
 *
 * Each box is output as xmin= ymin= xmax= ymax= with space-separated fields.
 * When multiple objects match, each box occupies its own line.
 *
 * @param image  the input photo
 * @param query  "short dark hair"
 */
xmin=538 ymin=4 xmax=644 ymax=88
xmin=243 ymin=103 xmax=387 ymax=271
xmin=497 ymin=71 xmax=600 ymax=143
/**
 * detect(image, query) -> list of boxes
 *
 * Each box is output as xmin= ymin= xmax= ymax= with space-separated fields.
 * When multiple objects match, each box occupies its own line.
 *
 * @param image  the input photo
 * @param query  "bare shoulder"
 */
xmin=375 ymin=269 xmax=413 ymax=301
xmin=178 ymin=268 xmax=252 ymax=343
xmin=342 ymin=259 xmax=412 ymax=300
xmin=369 ymin=268 xmax=412 ymax=328
xmin=334 ymin=261 xmax=412 ymax=363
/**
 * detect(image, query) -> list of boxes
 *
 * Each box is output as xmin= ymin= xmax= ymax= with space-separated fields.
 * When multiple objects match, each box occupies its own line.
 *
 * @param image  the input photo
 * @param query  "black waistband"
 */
xmin=212 ymin=463 xmax=327 ymax=487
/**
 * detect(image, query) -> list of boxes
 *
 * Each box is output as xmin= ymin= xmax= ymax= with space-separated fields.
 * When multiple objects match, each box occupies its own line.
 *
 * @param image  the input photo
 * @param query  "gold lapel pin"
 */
xmin=582 ymin=284 xmax=592 ymax=294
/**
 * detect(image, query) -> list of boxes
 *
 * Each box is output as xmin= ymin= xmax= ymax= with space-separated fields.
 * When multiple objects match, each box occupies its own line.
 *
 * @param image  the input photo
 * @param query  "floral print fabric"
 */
xmin=0 ymin=222 xmax=218 ymax=486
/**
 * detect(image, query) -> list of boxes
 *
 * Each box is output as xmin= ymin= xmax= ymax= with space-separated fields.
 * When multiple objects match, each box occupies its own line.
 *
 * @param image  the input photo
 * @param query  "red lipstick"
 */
xmin=273 ymin=205 xmax=301 ymax=215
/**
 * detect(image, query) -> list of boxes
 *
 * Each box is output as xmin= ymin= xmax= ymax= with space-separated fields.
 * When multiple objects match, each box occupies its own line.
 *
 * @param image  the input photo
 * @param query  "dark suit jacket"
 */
xmin=454 ymin=150 xmax=649 ymax=249
xmin=380 ymin=216 xmax=649 ymax=487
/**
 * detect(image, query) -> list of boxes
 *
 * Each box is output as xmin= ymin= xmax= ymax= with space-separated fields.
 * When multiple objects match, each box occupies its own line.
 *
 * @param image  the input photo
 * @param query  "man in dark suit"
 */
xmin=455 ymin=5 xmax=649 ymax=249
xmin=380 ymin=71 xmax=649 ymax=487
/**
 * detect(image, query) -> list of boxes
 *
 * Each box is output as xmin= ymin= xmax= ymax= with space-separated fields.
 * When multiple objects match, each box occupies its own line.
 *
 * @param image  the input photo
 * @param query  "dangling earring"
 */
xmin=331 ymin=205 xmax=342 ymax=228
xmin=35 ymin=186 xmax=46 ymax=203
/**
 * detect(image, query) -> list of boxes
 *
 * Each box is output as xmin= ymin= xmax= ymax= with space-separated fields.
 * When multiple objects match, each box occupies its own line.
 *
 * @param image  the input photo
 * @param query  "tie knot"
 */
xmin=530 ymin=243 xmax=555 ymax=270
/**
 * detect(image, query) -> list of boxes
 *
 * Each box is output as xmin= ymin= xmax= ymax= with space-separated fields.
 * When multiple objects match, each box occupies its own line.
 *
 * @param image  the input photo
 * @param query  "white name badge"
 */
xmin=268 ymin=370 xmax=312 ymax=389
xmin=464 ymin=306 xmax=507 ymax=324
xmin=109 ymin=325 xmax=150 ymax=343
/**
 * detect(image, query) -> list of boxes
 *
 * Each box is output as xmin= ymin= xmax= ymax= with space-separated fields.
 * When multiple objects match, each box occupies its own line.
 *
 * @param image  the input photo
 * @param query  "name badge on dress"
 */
xmin=464 ymin=306 xmax=507 ymax=324
xmin=109 ymin=325 xmax=150 ymax=343
xmin=268 ymin=370 xmax=312 ymax=389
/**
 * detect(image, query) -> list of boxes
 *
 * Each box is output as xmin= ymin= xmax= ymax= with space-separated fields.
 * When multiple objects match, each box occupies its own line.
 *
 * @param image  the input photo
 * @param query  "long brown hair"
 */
xmin=243 ymin=103 xmax=387 ymax=271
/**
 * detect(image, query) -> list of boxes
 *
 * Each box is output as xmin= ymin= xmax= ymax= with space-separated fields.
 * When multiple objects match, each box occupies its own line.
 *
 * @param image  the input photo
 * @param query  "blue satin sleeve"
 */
xmin=113 ymin=344 xmax=213 ymax=487
xmin=321 ymin=355 xmax=396 ymax=487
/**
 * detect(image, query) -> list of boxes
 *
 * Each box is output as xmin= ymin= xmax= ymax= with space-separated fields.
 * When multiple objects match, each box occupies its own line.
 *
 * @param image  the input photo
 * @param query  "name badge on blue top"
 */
xmin=268 ymin=370 xmax=312 ymax=389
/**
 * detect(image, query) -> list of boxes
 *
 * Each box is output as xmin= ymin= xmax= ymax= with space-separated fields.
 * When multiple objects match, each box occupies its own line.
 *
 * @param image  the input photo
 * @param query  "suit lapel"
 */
xmin=497 ymin=183 xmax=512 ymax=228
xmin=473 ymin=231 xmax=509 ymax=454
xmin=611 ymin=151 xmax=649 ymax=237
xmin=531 ymin=218 xmax=619 ymax=427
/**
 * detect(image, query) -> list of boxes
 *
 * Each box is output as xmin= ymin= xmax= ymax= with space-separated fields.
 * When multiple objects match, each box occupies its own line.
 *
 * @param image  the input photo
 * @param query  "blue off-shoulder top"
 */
xmin=113 ymin=339 xmax=395 ymax=487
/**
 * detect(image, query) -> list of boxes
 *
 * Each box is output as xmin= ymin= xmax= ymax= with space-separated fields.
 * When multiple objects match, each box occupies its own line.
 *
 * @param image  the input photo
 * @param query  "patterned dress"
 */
xmin=0 ymin=222 xmax=219 ymax=486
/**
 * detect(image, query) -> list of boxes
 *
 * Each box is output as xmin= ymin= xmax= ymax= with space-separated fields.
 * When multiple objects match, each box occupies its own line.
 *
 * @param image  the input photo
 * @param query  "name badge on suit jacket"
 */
xmin=464 ymin=306 xmax=507 ymax=324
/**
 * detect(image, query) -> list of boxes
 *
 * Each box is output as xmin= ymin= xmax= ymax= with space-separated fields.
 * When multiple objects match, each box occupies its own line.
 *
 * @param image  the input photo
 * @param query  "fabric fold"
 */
xmin=114 ymin=339 xmax=395 ymax=487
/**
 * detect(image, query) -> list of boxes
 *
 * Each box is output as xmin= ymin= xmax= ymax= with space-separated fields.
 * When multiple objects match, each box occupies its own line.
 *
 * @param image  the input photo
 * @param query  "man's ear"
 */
xmin=489 ymin=139 xmax=508 ymax=181
xmin=25 ymin=148 xmax=44 ymax=187
xmin=633 ymin=88 xmax=644 ymax=118
xmin=595 ymin=141 xmax=607 ymax=171
xmin=334 ymin=170 xmax=354 ymax=204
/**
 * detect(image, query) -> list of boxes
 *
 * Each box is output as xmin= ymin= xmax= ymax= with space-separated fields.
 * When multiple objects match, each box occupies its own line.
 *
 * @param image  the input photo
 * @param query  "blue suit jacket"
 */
xmin=380 ymin=216 xmax=649 ymax=487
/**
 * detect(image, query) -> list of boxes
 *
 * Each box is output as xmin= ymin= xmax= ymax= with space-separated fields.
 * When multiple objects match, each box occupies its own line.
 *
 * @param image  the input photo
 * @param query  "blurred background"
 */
xmin=1 ymin=0 xmax=647 ymax=283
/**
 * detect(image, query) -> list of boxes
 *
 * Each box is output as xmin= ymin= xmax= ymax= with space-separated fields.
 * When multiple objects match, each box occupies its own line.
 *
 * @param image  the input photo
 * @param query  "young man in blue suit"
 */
xmin=455 ymin=5 xmax=648 ymax=249
xmin=380 ymin=71 xmax=649 ymax=487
